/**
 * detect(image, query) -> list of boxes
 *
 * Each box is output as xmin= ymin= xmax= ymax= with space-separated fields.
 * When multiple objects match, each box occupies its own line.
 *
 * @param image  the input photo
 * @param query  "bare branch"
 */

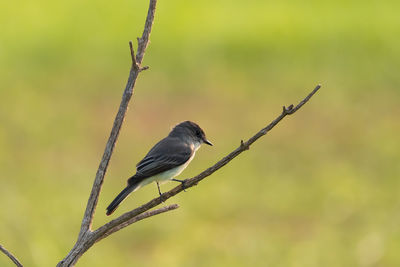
xmin=0 ymin=244 xmax=23 ymax=267
xmin=91 ymin=84 xmax=322 ymax=234
xmin=78 ymin=0 xmax=157 ymax=238
xmin=57 ymin=1 xmax=158 ymax=266
xmin=94 ymin=204 xmax=179 ymax=243
xmin=136 ymin=0 xmax=156 ymax=64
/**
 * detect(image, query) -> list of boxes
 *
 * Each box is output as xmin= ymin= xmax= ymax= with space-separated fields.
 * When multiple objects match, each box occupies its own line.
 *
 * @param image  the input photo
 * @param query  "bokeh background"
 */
xmin=1 ymin=0 xmax=399 ymax=266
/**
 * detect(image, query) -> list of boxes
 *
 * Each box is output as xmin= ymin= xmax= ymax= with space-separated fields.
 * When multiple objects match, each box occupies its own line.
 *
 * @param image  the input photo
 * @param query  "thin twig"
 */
xmin=94 ymin=204 xmax=179 ymax=243
xmin=91 ymin=84 xmax=322 ymax=235
xmin=0 ymin=244 xmax=23 ymax=267
xmin=129 ymin=41 xmax=137 ymax=67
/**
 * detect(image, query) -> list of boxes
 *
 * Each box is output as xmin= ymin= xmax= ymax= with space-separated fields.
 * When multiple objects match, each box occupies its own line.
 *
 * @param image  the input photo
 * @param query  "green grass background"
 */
xmin=1 ymin=0 xmax=399 ymax=266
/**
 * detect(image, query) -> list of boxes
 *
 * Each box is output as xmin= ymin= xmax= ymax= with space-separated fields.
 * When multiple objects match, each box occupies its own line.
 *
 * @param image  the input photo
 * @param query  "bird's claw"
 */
xmin=172 ymin=178 xmax=188 ymax=192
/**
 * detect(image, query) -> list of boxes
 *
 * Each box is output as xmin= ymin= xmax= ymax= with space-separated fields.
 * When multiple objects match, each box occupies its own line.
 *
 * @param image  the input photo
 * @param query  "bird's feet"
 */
xmin=172 ymin=178 xmax=188 ymax=192
xmin=156 ymin=182 xmax=166 ymax=202
xmin=159 ymin=194 xmax=167 ymax=203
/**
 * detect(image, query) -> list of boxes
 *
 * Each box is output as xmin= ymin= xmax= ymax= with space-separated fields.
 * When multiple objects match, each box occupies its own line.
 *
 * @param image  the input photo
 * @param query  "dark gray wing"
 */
xmin=134 ymin=136 xmax=193 ymax=179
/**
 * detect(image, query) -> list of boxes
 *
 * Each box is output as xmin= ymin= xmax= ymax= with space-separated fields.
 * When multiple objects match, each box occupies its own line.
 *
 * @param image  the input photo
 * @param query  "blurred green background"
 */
xmin=1 ymin=0 xmax=399 ymax=266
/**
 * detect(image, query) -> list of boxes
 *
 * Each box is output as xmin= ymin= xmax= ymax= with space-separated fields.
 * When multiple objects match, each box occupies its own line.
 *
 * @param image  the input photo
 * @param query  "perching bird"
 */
xmin=106 ymin=121 xmax=212 ymax=215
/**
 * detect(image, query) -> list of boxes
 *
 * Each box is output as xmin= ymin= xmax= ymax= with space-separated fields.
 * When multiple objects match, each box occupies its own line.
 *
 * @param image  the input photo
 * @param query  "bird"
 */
xmin=106 ymin=121 xmax=212 ymax=215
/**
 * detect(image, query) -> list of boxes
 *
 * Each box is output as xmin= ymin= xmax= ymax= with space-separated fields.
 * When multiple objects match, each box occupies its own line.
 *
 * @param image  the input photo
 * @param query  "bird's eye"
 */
xmin=195 ymin=130 xmax=201 ymax=137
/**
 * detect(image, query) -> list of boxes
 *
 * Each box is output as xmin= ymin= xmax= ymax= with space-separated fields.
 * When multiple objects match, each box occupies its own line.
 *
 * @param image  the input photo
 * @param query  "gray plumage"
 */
xmin=106 ymin=121 xmax=212 ymax=215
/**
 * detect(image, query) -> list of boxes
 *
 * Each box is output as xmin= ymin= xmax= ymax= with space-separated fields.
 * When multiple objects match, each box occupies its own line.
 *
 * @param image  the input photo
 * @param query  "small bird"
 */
xmin=106 ymin=121 xmax=212 ymax=215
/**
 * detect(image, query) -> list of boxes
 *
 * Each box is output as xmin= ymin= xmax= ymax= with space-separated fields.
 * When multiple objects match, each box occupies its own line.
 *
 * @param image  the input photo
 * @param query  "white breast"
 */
xmin=134 ymin=145 xmax=198 ymax=191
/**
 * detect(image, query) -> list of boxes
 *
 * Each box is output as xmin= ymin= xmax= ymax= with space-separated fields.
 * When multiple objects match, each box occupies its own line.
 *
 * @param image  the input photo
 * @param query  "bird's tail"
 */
xmin=106 ymin=180 xmax=140 ymax=216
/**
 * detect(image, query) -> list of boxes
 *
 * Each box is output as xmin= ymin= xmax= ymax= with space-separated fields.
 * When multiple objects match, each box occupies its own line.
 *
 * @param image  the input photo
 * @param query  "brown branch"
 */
xmin=136 ymin=0 xmax=156 ymax=64
xmin=0 ymin=244 xmax=23 ymax=267
xmin=90 ymin=84 xmax=322 ymax=236
xmin=79 ymin=0 xmax=156 ymax=236
xmin=56 ymin=1 xmax=158 ymax=266
xmin=94 ymin=204 xmax=179 ymax=243
xmin=79 ymin=0 xmax=156 ymax=238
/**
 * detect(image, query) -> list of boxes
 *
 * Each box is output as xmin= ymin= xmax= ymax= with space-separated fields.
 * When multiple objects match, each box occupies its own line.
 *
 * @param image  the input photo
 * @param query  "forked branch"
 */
xmin=78 ymin=0 xmax=156 ymax=240
xmin=57 ymin=0 xmax=158 ymax=266
xmin=56 ymin=0 xmax=322 ymax=265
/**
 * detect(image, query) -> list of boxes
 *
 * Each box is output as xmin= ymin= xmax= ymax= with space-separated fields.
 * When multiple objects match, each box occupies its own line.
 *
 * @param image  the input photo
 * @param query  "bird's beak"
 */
xmin=203 ymin=139 xmax=213 ymax=146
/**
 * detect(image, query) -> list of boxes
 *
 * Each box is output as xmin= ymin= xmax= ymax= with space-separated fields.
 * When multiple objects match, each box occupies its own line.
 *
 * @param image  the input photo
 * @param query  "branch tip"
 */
xmin=129 ymin=41 xmax=137 ymax=66
xmin=168 ymin=203 xmax=179 ymax=209
xmin=139 ymin=66 xmax=150 ymax=72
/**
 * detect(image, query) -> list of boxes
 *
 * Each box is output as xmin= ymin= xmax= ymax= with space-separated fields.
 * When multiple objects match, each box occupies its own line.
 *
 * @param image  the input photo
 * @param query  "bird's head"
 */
xmin=170 ymin=121 xmax=213 ymax=147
